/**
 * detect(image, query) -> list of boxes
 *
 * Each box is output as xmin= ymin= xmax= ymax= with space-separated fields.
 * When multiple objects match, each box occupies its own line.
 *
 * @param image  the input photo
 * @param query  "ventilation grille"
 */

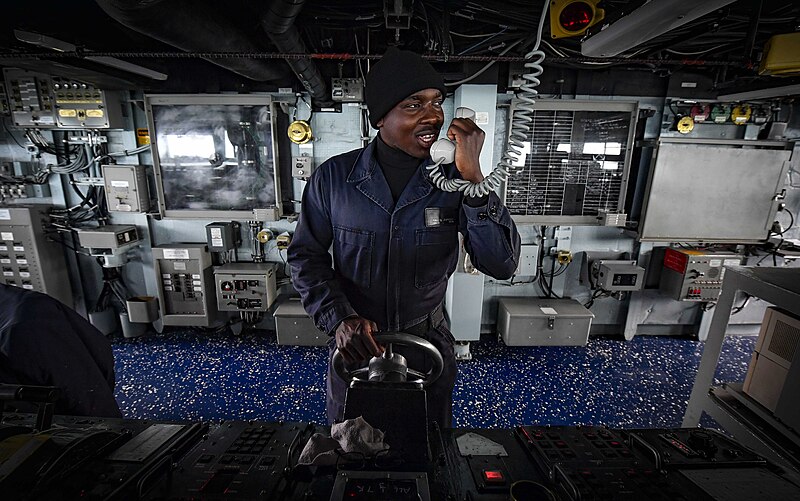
xmin=767 ymin=318 xmax=800 ymax=363
xmin=505 ymin=109 xmax=633 ymax=218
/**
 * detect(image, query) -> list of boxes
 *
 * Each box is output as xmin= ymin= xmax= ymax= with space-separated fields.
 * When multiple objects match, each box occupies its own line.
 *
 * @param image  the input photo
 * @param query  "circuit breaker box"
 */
xmin=497 ymin=297 xmax=594 ymax=346
xmin=659 ymin=248 xmax=742 ymax=301
xmin=152 ymin=244 xmax=218 ymax=326
xmin=213 ymin=262 xmax=278 ymax=312
xmin=0 ymin=205 xmax=72 ymax=306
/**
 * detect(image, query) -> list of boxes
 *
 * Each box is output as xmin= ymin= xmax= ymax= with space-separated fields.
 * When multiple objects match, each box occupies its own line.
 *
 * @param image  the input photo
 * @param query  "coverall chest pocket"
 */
xmin=333 ymin=226 xmax=374 ymax=289
xmin=415 ymin=227 xmax=458 ymax=289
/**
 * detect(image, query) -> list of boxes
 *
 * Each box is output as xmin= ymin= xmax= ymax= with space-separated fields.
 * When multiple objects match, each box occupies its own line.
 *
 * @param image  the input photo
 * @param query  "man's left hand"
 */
xmin=447 ymin=117 xmax=485 ymax=184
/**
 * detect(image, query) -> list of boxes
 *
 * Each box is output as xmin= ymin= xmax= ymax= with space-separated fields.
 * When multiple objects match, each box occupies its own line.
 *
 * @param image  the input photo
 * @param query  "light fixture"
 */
xmin=580 ymin=0 xmax=736 ymax=58
xmin=717 ymin=84 xmax=800 ymax=102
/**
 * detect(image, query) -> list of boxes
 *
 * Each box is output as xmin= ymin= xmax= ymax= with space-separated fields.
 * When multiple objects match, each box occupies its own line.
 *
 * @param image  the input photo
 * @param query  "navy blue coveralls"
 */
xmin=287 ymin=140 xmax=520 ymax=427
xmin=0 ymin=285 xmax=121 ymax=418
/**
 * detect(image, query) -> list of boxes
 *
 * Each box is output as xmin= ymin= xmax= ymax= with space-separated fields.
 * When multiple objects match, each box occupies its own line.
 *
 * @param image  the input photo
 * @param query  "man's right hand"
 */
xmin=334 ymin=316 xmax=383 ymax=364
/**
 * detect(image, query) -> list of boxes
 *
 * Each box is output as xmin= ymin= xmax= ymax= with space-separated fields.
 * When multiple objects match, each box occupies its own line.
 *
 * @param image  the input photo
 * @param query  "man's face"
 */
xmin=376 ymin=88 xmax=444 ymax=159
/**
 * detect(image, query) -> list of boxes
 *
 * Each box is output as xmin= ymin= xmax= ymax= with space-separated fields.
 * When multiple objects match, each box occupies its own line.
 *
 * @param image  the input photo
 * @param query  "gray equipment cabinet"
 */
xmin=497 ymin=297 xmax=594 ymax=346
xmin=273 ymin=298 xmax=327 ymax=346
xmin=683 ymin=266 xmax=800 ymax=477
xmin=639 ymin=138 xmax=793 ymax=243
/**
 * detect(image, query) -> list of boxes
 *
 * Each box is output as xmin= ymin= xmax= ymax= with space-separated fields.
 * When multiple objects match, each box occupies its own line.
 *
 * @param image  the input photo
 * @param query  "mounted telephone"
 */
xmin=427 ymin=106 xmax=503 ymax=197
xmin=429 ymin=107 xmax=477 ymax=164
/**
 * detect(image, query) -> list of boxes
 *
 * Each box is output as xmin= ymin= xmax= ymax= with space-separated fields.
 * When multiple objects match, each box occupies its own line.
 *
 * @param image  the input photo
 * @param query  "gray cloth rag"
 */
xmin=298 ymin=416 xmax=388 ymax=466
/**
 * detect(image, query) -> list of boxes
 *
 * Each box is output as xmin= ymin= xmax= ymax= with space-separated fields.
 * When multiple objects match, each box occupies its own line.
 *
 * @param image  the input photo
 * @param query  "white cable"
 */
xmin=428 ymin=1 xmax=549 ymax=199
xmin=426 ymin=2 xmax=550 ymax=198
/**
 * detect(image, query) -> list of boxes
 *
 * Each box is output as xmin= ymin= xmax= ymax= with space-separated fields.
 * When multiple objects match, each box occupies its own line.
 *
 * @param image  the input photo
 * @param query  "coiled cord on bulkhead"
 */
xmin=427 ymin=1 xmax=549 ymax=199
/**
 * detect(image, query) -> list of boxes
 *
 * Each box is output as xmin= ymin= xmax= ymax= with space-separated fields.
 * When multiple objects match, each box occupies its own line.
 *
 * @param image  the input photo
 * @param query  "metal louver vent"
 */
xmin=504 ymin=101 xmax=637 ymax=224
xmin=767 ymin=318 xmax=800 ymax=363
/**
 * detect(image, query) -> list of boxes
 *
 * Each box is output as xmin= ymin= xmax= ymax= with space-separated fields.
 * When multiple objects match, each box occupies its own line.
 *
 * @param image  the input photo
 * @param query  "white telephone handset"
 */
xmin=427 ymin=107 xmax=496 ymax=197
xmin=429 ymin=107 xmax=477 ymax=164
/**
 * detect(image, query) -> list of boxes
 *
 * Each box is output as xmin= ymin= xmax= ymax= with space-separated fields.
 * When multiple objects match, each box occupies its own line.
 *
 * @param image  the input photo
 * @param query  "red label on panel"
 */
xmin=663 ymin=248 xmax=689 ymax=274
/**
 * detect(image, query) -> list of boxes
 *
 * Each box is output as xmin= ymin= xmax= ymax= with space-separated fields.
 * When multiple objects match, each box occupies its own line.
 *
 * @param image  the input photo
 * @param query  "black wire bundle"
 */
xmin=91 ymin=265 xmax=130 ymax=313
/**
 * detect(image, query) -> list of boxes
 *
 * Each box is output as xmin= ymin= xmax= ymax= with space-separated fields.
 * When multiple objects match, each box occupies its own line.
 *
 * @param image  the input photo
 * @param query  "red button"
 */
xmin=483 ymin=470 xmax=505 ymax=484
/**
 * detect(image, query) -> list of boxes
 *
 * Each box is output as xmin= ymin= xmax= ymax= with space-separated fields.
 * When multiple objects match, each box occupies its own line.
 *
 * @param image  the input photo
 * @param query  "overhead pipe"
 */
xmin=261 ymin=0 xmax=332 ymax=106
xmin=95 ymin=0 xmax=289 ymax=81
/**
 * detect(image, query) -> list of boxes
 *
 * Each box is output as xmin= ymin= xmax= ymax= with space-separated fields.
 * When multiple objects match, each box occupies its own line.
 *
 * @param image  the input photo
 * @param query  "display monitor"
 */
xmin=145 ymin=94 xmax=282 ymax=219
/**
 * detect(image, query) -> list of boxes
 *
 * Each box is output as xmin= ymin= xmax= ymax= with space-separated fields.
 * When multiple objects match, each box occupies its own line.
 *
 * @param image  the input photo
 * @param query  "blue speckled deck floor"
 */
xmin=112 ymin=332 xmax=755 ymax=429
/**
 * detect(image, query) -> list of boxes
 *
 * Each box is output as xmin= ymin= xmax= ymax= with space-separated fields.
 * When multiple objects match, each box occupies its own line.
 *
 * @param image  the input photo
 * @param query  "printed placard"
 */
xmin=162 ymin=249 xmax=190 ymax=260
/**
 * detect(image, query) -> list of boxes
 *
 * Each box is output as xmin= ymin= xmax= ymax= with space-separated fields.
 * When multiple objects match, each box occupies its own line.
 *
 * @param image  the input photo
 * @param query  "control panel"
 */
xmin=213 ymin=262 xmax=278 ymax=312
xmin=3 ymin=68 xmax=125 ymax=129
xmin=145 ymin=421 xmax=314 ymax=500
xmin=517 ymin=426 xmax=640 ymax=479
xmin=624 ymin=428 xmax=765 ymax=470
xmin=2 ymin=410 xmax=800 ymax=501
xmin=0 ymin=413 xmax=206 ymax=500
xmin=0 ymin=205 xmax=72 ymax=305
xmin=659 ymin=248 xmax=742 ymax=301
xmin=331 ymin=77 xmax=364 ymax=102
xmin=595 ymin=260 xmax=645 ymax=292
xmin=152 ymin=244 xmax=218 ymax=326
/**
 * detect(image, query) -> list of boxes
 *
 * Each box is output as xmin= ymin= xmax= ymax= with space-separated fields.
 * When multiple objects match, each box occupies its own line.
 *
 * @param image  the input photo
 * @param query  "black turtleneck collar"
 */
xmin=375 ymin=133 xmax=423 ymax=202
xmin=375 ymin=134 xmax=422 ymax=171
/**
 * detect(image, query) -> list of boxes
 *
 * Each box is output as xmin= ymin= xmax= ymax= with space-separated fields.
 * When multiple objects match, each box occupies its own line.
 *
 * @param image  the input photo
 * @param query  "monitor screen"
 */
xmin=147 ymin=96 xmax=280 ymax=218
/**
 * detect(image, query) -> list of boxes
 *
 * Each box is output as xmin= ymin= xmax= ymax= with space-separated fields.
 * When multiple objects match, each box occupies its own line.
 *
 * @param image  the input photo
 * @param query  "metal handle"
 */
xmin=331 ymin=332 xmax=443 ymax=387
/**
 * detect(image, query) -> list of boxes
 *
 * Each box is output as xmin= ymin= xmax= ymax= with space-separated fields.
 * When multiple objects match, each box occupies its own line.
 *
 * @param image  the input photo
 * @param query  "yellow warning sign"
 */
xmin=136 ymin=128 xmax=150 ymax=146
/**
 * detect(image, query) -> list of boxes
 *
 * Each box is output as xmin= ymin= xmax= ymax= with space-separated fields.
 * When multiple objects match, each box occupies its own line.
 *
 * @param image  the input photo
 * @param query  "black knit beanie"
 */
xmin=365 ymin=47 xmax=447 ymax=129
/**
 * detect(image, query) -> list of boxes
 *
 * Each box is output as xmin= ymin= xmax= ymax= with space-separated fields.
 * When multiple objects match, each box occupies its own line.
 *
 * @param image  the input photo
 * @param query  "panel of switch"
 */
xmin=0 ymin=205 xmax=72 ymax=306
xmin=213 ymin=263 xmax=278 ymax=312
xmin=330 ymin=78 xmax=364 ymax=103
xmin=292 ymin=156 xmax=313 ymax=179
xmin=152 ymin=244 xmax=219 ymax=326
xmin=3 ymin=68 xmax=125 ymax=129
xmin=659 ymin=248 xmax=742 ymax=301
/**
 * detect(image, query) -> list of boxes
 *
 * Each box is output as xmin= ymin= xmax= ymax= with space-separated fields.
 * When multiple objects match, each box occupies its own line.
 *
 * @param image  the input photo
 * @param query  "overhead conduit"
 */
xmin=261 ymin=0 xmax=331 ymax=106
xmin=95 ymin=0 xmax=290 ymax=82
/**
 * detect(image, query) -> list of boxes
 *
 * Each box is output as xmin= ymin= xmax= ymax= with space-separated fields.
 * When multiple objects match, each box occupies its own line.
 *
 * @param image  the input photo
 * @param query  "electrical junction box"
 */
xmin=274 ymin=298 xmax=327 ymax=346
xmin=516 ymin=244 xmax=539 ymax=277
xmin=659 ymin=248 xmax=742 ymax=301
xmin=276 ymin=232 xmax=291 ymax=250
xmin=152 ymin=244 xmax=218 ymax=327
xmin=213 ymin=262 xmax=278 ymax=312
xmin=76 ymin=225 xmax=138 ymax=250
xmin=291 ymin=156 xmax=313 ymax=179
xmin=595 ymin=260 xmax=644 ymax=291
xmin=330 ymin=78 xmax=364 ymax=103
xmin=759 ymin=33 xmax=800 ymax=76
xmin=102 ymin=165 xmax=150 ymax=213
xmin=597 ymin=210 xmax=627 ymax=227
xmin=205 ymin=222 xmax=239 ymax=252
xmin=0 ymin=205 xmax=72 ymax=306
xmin=497 ymin=297 xmax=594 ymax=347
xmin=554 ymin=226 xmax=573 ymax=252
